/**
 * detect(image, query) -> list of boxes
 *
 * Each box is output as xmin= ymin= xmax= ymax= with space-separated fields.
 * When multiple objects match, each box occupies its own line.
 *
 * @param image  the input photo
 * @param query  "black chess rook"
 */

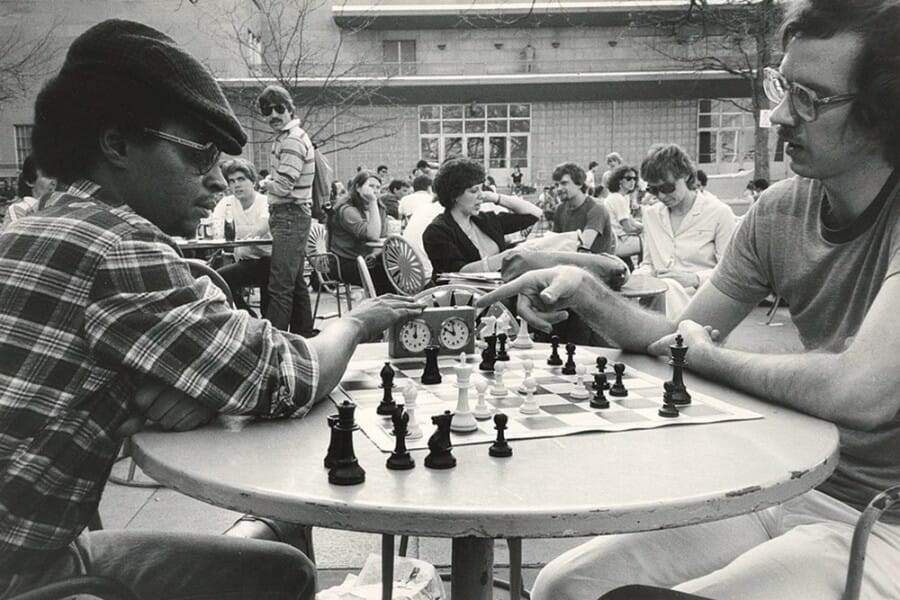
xmin=421 ymin=345 xmax=443 ymax=385
xmin=328 ymin=401 xmax=366 ymax=485
xmin=488 ymin=412 xmax=513 ymax=457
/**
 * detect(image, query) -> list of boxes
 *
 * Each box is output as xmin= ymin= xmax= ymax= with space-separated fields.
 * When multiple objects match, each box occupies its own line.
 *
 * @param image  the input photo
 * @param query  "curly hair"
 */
xmin=781 ymin=0 xmax=900 ymax=167
xmin=433 ymin=157 xmax=485 ymax=209
xmin=551 ymin=162 xmax=587 ymax=193
xmin=221 ymin=158 xmax=257 ymax=183
xmin=640 ymin=144 xmax=697 ymax=189
xmin=607 ymin=165 xmax=638 ymax=194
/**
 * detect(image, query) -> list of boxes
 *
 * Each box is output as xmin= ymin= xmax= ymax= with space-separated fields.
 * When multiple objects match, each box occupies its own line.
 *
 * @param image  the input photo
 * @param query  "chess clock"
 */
xmin=389 ymin=306 xmax=476 ymax=358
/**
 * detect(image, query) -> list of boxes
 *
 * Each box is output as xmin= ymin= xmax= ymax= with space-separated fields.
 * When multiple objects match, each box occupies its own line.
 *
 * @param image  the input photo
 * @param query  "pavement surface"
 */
xmin=100 ymin=293 xmax=802 ymax=597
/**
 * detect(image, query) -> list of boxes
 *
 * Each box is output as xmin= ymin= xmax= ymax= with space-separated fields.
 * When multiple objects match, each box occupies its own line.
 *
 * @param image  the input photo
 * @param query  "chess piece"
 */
xmin=562 ymin=342 xmax=577 ymax=375
xmin=517 ymin=358 xmax=535 ymax=393
xmin=451 ymin=360 xmax=478 ymax=432
xmin=510 ymin=316 xmax=534 ymax=349
xmin=496 ymin=333 xmax=510 ymax=361
xmin=569 ymin=364 xmax=591 ymax=399
xmin=377 ymin=362 xmax=397 ymax=415
xmin=519 ymin=377 xmax=539 ymax=414
xmin=479 ymin=335 xmax=497 ymax=372
xmin=609 ymin=362 xmax=628 ymax=397
xmin=386 ymin=407 xmax=415 ymax=470
xmin=421 ymin=345 xmax=442 ymax=385
xmin=403 ymin=383 xmax=423 ymax=439
xmin=490 ymin=361 xmax=509 ymax=397
xmin=668 ymin=334 xmax=692 ymax=405
xmin=590 ymin=375 xmax=610 ymax=409
xmin=473 ymin=379 xmax=492 ymax=420
xmin=547 ymin=335 xmax=563 ymax=366
xmin=323 ymin=413 xmax=339 ymax=469
xmin=328 ymin=401 xmax=366 ymax=485
xmin=424 ymin=411 xmax=456 ymax=469
xmin=658 ymin=381 xmax=680 ymax=418
xmin=594 ymin=356 xmax=608 ymax=383
xmin=488 ymin=413 xmax=513 ymax=457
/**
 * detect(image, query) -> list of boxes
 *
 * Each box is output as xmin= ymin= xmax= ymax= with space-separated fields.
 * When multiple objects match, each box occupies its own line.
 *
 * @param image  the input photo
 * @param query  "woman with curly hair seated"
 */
xmin=423 ymin=157 xmax=541 ymax=278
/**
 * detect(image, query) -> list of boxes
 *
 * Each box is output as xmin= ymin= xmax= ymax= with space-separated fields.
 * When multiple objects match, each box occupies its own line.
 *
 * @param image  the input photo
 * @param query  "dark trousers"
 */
xmin=218 ymin=257 xmax=270 ymax=316
xmin=267 ymin=203 xmax=314 ymax=335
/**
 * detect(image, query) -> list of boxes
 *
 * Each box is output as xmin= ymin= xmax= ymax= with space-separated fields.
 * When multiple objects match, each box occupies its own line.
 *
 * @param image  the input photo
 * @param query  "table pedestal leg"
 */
xmin=508 ymin=537 xmax=523 ymax=599
xmin=382 ymin=534 xmax=394 ymax=600
xmin=451 ymin=537 xmax=493 ymax=600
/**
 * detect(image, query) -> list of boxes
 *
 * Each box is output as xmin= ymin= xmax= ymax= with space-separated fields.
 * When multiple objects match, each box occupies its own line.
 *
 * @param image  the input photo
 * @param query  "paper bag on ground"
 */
xmin=317 ymin=553 xmax=445 ymax=600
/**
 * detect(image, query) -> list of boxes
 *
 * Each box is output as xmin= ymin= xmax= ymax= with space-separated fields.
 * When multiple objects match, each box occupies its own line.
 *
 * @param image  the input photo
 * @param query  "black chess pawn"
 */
xmin=562 ymin=342 xmax=577 ymax=375
xmin=590 ymin=375 xmax=610 ymax=409
xmin=668 ymin=335 xmax=692 ymax=405
xmin=596 ymin=356 xmax=608 ymax=375
xmin=547 ymin=335 xmax=563 ymax=366
xmin=496 ymin=333 xmax=510 ymax=361
xmin=377 ymin=363 xmax=397 ymax=415
xmin=479 ymin=335 xmax=498 ymax=372
xmin=609 ymin=362 xmax=628 ymax=397
xmin=323 ymin=414 xmax=339 ymax=469
xmin=329 ymin=401 xmax=366 ymax=485
xmin=386 ymin=406 xmax=415 ymax=470
xmin=425 ymin=411 xmax=456 ymax=469
xmin=421 ymin=345 xmax=443 ymax=385
xmin=658 ymin=381 xmax=680 ymax=418
xmin=488 ymin=413 xmax=513 ymax=457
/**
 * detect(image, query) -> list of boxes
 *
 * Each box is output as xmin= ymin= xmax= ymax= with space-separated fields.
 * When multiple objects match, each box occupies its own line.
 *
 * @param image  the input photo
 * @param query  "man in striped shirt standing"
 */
xmin=258 ymin=85 xmax=316 ymax=336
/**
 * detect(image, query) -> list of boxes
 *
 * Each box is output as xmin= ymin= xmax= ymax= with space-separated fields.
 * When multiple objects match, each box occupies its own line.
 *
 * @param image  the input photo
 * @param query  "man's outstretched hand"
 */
xmin=346 ymin=294 xmax=426 ymax=341
xmin=476 ymin=266 xmax=590 ymax=333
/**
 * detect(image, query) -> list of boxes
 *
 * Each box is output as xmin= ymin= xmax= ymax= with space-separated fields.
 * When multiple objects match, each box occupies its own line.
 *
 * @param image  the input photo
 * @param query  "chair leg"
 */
xmin=508 ymin=537 xmax=524 ymax=599
xmin=382 ymin=534 xmax=395 ymax=600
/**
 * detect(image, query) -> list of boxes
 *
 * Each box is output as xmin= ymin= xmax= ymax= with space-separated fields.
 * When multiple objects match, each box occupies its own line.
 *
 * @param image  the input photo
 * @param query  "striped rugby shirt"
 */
xmin=268 ymin=119 xmax=315 ymax=205
xmin=0 ymin=181 xmax=319 ymax=573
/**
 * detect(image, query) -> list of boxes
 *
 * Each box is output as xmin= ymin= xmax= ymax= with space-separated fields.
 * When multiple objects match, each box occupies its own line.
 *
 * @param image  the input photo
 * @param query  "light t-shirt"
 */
xmin=212 ymin=193 xmax=271 ymax=261
xmin=402 ymin=201 xmax=443 ymax=278
xmin=604 ymin=192 xmax=632 ymax=239
xmin=398 ymin=191 xmax=436 ymax=220
xmin=711 ymin=171 xmax=900 ymax=521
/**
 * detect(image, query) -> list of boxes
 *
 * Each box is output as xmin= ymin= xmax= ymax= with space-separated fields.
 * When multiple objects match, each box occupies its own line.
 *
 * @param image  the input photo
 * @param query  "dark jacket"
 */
xmin=423 ymin=209 xmax=537 ymax=275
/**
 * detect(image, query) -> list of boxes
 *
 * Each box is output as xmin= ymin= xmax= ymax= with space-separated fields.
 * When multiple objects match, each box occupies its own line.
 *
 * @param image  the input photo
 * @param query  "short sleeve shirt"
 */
xmin=604 ymin=192 xmax=632 ymax=239
xmin=553 ymin=196 xmax=615 ymax=254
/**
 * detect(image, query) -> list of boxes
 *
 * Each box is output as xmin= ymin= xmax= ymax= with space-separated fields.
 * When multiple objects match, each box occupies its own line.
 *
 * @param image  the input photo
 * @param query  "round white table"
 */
xmin=132 ymin=344 xmax=839 ymax=599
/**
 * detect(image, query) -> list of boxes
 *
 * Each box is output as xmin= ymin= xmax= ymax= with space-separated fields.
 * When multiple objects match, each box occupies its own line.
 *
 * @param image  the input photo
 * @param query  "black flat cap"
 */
xmin=60 ymin=19 xmax=246 ymax=154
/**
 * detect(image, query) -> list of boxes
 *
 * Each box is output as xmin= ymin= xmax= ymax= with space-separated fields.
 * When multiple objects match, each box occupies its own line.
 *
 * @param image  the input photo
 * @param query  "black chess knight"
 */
xmin=424 ymin=410 xmax=456 ymax=469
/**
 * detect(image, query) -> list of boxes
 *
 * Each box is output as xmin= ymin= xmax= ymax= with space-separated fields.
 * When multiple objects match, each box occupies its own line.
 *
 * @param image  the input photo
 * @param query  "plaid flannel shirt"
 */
xmin=0 ymin=181 xmax=319 ymax=574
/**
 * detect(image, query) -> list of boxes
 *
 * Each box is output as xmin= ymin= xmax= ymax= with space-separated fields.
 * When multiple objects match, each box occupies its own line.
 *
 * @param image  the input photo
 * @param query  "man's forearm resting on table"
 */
xmin=307 ymin=317 xmax=365 ymax=402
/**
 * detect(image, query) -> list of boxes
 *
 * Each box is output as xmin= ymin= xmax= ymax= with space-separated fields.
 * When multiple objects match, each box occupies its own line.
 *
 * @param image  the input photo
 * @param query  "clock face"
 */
xmin=398 ymin=319 xmax=432 ymax=353
xmin=439 ymin=316 xmax=471 ymax=350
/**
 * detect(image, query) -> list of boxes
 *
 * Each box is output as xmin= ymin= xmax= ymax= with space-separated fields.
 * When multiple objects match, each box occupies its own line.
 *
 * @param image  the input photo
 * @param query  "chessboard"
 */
xmin=331 ymin=345 xmax=762 ymax=453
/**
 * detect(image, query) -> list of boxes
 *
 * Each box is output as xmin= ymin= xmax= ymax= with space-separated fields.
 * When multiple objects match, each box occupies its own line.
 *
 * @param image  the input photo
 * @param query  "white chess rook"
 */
xmin=402 ymin=383 xmax=423 ymax=439
xmin=451 ymin=362 xmax=478 ymax=432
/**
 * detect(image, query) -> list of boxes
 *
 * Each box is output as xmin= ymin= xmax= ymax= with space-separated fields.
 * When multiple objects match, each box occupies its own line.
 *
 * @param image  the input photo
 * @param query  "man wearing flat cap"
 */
xmin=0 ymin=19 xmax=423 ymax=598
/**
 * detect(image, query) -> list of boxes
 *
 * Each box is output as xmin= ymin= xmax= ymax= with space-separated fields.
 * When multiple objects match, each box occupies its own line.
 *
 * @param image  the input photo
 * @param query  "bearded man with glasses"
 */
xmin=479 ymin=1 xmax=900 ymax=597
xmin=257 ymin=84 xmax=317 ymax=337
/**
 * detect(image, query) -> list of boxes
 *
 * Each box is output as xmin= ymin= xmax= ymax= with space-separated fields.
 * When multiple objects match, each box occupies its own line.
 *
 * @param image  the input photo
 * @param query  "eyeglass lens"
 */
xmin=261 ymin=104 xmax=287 ymax=117
xmin=648 ymin=182 xmax=676 ymax=195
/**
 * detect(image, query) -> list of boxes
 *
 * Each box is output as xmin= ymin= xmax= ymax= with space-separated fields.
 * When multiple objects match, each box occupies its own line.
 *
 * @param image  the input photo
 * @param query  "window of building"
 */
xmin=383 ymin=40 xmax=416 ymax=76
xmin=418 ymin=103 xmax=530 ymax=171
xmin=14 ymin=125 xmax=34 ymax=168
xmin=697 ymin=100 xmax=755 ymax=165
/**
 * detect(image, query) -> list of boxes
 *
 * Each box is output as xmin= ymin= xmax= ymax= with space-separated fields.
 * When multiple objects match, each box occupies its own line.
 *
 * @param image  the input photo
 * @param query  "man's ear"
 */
xmin=98 ymin=127 xmax=130 ymax=169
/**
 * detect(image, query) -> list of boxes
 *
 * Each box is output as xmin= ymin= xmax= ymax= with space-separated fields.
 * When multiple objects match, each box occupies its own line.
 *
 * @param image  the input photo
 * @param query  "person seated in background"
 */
xmin=511 ymin=165 xmax=524 ymax=194
xmin=379 ymin=178 xmax=411 ymax=220
xmin=329 ymin=170 xmax=392 ymax=294
xmin=633 ymin=144 xmax=736 ymax=317
xmin=398 ymin=174 xmax=434 ymax=227
xmin=551 ymin=162 xmax=616 ymax=255
xmin=423 ymin=157 xmax=540 ymax=277
xmin=603 ymin=164 xmax=644 ymax=265
xmin=214 ymin=158 xmax=272 ymax=316
xmin=0 ymin=18 xmax=424 ymax=598
xmin=1 ymin=155 xmax=57 ymax=230
xmin=483 ymin=175 xmax=498 ymax=193
xmin=401 ymin=186 xmax=443 ymax=282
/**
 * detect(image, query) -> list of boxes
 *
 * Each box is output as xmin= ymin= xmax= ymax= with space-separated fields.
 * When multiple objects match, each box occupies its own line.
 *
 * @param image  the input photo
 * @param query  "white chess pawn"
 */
xmin=451 ymin=361 xmax=478 ymax=432
xmin=473 ymin=379 xmax=492 ymax=420
xmin=510 ymin=316 xmax=534 ymax=349
xmin=519 ymin=376 xmax=539 ymax=415
xmin=570 ymin=364 xmax=591 ymax=400
xmin=402 ymin=383 xmax=423 ymax=439
xmin=490 ymin=360 xmax=509 ymax=397
xmin=517 ymin=358 xmax=535 ymax=394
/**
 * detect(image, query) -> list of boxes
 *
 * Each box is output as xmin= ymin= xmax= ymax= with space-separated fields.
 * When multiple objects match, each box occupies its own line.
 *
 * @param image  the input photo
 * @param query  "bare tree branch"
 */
xmin=0 ymin=16 xmax=61 ymax=108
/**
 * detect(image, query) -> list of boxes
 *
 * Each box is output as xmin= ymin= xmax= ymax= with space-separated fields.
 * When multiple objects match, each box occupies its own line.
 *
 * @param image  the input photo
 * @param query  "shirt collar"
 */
xmin=282 ymin=118 xmax=301 ymax=132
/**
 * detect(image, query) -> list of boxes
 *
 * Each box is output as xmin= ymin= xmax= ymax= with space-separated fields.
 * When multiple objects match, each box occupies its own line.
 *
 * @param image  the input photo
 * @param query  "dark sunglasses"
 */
xmin=646 ymin=181 xmax=677 ymax=196
xmin=260 ymin=104 xmax=288 ymax=117
xmin=143 ymin=128 xmax=221 ymax=175
xmin=622 ymin=175 xmax=637 ymax=181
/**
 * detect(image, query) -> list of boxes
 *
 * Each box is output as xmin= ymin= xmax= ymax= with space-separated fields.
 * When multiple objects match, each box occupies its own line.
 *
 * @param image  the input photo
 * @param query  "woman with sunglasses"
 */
xmin=603 ymin=165 xmax=644 ymax=265
xmin=328 ymin=170 xmax=393 ymax=295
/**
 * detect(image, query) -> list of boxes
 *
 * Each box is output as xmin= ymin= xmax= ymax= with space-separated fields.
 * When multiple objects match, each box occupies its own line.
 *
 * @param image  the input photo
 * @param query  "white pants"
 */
xmin=532 ymin=490 xmax=900 ymax=600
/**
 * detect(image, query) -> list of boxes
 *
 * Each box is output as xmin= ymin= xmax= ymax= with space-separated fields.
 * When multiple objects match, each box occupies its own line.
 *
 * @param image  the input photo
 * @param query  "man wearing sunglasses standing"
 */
xmin=479 ymin=1 xmax=900 ymax=598
xmin=0 ymin=20 xmax=424 ymax=599
xmin=257 ymin=84 xmax=317 ymax=336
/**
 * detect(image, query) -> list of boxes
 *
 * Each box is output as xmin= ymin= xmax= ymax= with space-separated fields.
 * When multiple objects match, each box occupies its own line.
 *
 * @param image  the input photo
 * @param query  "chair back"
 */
xmin=307 ymin=221 xmax=328 ymax=256
xmin=414 ymin=284 xmax=484 ymax=308
xmin=382 ymin=234 xmax=428 ymax=295
xmin=186 ymin=259 xmax=234 ymax=307
xmin=356 ymin=255 xmax=377 ymax=299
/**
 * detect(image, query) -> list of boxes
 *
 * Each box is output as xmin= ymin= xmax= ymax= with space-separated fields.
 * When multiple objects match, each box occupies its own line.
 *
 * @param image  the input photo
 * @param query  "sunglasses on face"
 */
xmin=143 ymin=128 xmax=221 ymax=175
xmin=763 ymin=67 xmax=855 ymax=124
xmin=260 ymin=104 xmax=288 ymax=117
xmin=646 ymin=181 xmax=677 ymax=196
xmin=623 ymin=175 xmax=637 ymax=181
